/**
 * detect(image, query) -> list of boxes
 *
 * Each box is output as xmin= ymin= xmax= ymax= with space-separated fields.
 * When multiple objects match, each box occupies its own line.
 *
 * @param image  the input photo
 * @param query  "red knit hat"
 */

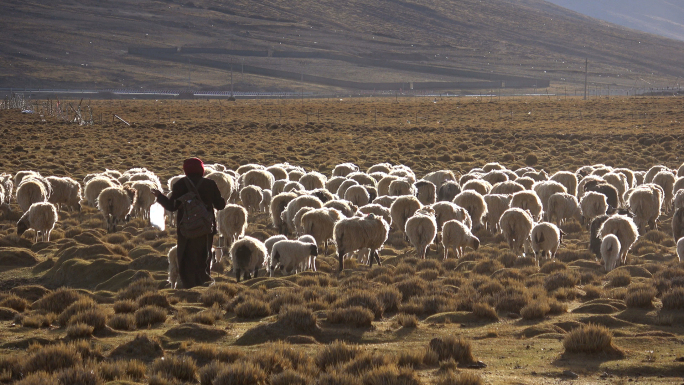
xmin=183 ymin=158 xmax=204 ymax=176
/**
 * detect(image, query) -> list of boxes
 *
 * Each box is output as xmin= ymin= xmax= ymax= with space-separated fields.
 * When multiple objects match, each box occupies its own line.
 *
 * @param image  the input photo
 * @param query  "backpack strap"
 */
xmin=184 ymin=178 xmax=206 ymax=204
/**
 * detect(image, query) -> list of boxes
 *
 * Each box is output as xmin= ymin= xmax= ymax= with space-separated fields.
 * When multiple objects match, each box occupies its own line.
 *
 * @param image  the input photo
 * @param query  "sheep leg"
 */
xmin=253 ymin=267 xmax=259 ymax=278
xmin=235 ymin=268 xmax=242 ymax=283
xmin=337 ymin=249 xmax=344 ymax=273
xmin=443 ymin=246 xmax=448 ymax=261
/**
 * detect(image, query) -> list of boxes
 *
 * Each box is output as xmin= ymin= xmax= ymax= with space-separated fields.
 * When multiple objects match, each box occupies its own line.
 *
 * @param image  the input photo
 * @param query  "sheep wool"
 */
xmin=423 ymin=170 xmax=457 ymax=189
xmin=345 ymin=185 xmax=371 ymax=207
xmin=388 ymin=178 xmax=416 ymax=196
xmin=415 ymin=180 xmax=437 ymax=205
xmin=243 ymin=169 xmax=275 ymax=190
xmin=601 ymin=234 xmax=621 ymax=272
xmin=270 ymin=192 xmax=298 ymax=233
xmin=240 ymin=185 xmax=263 ymax=213
xmin=598 ymin=214 xmax=639 ymax=265
xmin=217 ymin=204 xmax=248 ymax=253
xmin=672 ymin=208 xmax=684 ymax=243
xmin=547 ymin=193 xmax=582 ymax=227
xmin=390 ymin=195 xmax=423 ymax=235
xmin=499 ymin=208 xmax=534 ymax=256
xmin=347 ymin=172 xmax=377 ymax=188
xmin=628 ymin=187 xmax=662 ymax=233
xmin=230 ymin=236 xmax=267 ymax=282
xmin=332 ymin=163 xmax=360 ymax=177
xmin=437 ymin=181 xmax=462 ymax=202
xmin=282 ymin=195 xmax=324 ymax=235
xmin=358 ymin=204 xmax=392 ymax=226
xmin=206 ymin=171 xmax=236 ymax=201
xmin=167 ymin=246 xmax=179 ymax=289
xmin=377 ymin=175 xmax=400 ymax=196
xmin=677 ymin=237 xmax=684 ymax=262
xmin=16 ymin=202 xmax=58 ymax=243
xmin=301 ymin=207 xmax=343 ymax=254
xmin=550 ymin=171 xmax=578 ymax=197
xmin=324 ymin=199 xmax=357 ymax=218
xmin=46 ymin=176 xmax=82 ymax=212
xmin=16 ymin=179 xmax=48 ymax=212
xmin=405 ymin=207 xmax=437 ymax=259
xmin=84 ymin=176 xmax=117 ymax=207
xmin=533 ymin=181 xmax=567 ymax=220
xmin=453 ymin=190 xmax=487 ymax=230
xmin=652 ymin=170 xmax=676 ymax=213
xmin=431 ymin=201 xmax=472 ymax=231
xmin=441 ymin=219 xmax=480 ymax=260
xmin=530 ymin=222 xmax=563 ymax=262
xmin=130 ymin=181 xmax=157 ymax=220
xmin=270 ymin=240 xmax=318 ymax=275
xmin=461 ymin=179 xmax=492 ymax=196
xmin=0 ymin=173 xmax=13 ymax=205
xmin=483 ymin=194 xmax=512 ymax=233
xmin=580 ymin=191 xmax=608 ymax=226
xmin=325 ymin=176 xmax=347 ymax=195
xmin=97 ymin=186 xmax=137 ymax=233
xmin=260 ymin=189 xmax=272 ymax=214
xmin=299 ymin=171 xmax=327 ymax=191
xmin=333 ymin=213 xmax=390 ymax=271
xmin=265 ymin=166 xmax=288 ymax=181
xmin=490 ymin=180 xmax=525 ymax=195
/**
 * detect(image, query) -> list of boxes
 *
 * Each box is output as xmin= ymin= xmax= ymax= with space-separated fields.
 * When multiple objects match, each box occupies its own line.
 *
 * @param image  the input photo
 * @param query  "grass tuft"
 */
xmin=134 ymin=305 xmax=167 ymax=328
xmin=66 ymin=323 xmax=94 ymax=339
xmin=563 ymin=324 xmax=621 ymax=355
xmin=328 ymin=307 xmax=374 ymax=327
xmin=234 ymin=298 xmax=271 ymax=319
xmin=428 ymin=336 xmax=474 ymax=364
xmin=278 ymin=305 xmax=317 ymax=330
xmin=471 ymin=303 xmax=498 ymax=321
xmin=150 ymin=355 xmax=197 ymax=382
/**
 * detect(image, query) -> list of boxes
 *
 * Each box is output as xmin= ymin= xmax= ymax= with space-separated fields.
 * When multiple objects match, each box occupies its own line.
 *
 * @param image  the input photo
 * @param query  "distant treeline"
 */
xmin=128 ymin=47 xmax=549 ymax=90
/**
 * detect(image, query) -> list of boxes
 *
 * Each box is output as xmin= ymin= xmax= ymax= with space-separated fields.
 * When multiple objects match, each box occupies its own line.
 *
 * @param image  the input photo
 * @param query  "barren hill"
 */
xmin=2 ymin=0 xmax=684 ymax=92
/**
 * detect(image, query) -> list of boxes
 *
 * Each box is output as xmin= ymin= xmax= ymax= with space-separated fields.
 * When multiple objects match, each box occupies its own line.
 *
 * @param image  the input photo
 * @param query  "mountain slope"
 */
xmin=2 ymin=0 xmax=684 ymax=91
xmin=543 ymin=0 xmax=684 ymax=42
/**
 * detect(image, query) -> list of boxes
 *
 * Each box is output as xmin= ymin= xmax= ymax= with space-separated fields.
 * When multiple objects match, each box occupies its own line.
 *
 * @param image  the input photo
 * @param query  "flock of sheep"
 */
xmin=2 ymin=159 xmax=683 ymax=287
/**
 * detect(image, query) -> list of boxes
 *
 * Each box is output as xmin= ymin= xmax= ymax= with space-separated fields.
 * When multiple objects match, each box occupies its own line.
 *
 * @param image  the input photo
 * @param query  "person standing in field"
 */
xmin=152 ymin=158 xmax=225 ymax=288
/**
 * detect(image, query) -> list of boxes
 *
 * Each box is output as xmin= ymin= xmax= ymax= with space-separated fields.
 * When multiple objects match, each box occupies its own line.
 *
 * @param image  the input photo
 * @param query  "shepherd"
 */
xmin=153 ymin=158 xmax=225 ymax=288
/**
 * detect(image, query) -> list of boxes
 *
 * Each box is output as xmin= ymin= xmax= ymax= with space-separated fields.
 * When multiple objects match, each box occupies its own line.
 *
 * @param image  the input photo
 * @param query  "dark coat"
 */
xmin=157 ymin=174 xmax=226 ymax=288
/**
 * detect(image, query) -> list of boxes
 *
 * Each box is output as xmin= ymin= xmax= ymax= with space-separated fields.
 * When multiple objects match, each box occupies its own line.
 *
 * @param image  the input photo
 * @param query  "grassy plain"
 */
xmin=0 ymin=96 xmax=683 ymax=384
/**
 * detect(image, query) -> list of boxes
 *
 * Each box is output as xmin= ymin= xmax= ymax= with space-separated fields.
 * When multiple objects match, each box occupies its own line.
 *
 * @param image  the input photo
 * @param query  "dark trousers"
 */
xmin=178 ymin=234 xmax=213 ymax=289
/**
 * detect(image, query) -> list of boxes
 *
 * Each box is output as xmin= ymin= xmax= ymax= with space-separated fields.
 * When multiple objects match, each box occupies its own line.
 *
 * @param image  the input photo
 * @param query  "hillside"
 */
xmin=2 ymin=0 xmax=684 ymax=92
xmin=543 ymin=0 xmax=684 ymax=42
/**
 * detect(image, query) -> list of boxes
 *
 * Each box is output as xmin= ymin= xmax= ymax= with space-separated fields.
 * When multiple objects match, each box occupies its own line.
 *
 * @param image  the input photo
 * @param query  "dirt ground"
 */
xmin=0 ymin=96 xmax=683 ymax=384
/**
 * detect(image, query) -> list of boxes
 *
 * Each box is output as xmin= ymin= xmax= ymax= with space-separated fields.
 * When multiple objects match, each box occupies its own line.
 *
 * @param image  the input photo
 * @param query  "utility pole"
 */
xmin=584 ymin=58 xmax=588 ymax=100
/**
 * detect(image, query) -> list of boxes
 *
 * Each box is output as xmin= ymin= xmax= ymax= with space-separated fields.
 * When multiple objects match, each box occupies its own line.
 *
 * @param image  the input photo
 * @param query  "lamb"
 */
xmin=272 ymin=180 xmax=288 ymax=195
xmin=499 ymin=208 xmax=534 ymax=256
xmin=293 ymin=206 xmax=316 ymax=236
xmin=282 ymin=195 xmax=324 ymax=235
xmin=0 ymin=174 xmax=13 ymax=206
xmin=547 ymin=193 xmax=582 ymax=227
xmin=515 ymin=177 xmax=535 ymax=190
xmin=336 ymin=179 xmax=360 ymax=198
xmin=652 ymin=170 xmax=675 ymax=213
xmin=372 ymin=195 xmax=398 ymax=209
xmin=167 ymin=246 xmax=179 ymax=289
xmin=270 ymin=192 xmax=298 ymax=233
xmin=377 ymin=175 xmax=400 ymax=196
xmin=16 ymin=202 xmax=58 ymax=243
xmin=299 ymin=171 xmax=327 ymax=190
xmin=510 ymin=191 xmax=543 ymax=222
xmin=301 ymin=207 xmax=343 ymax=254
xmin=230 ymin=236 xmax=267 ymax=282
xmin=16 ymin=178 xmax=48 ymax=212
xmin=324 ymin=199 xmax=358 ymax=218
xmin=289 ymin=169 xmax=305 ymax=182
xmin=270 ymin=240 xmax=318 ymax=275
xmin=216 ymin=204 xmax=248 ymax=253
xmin=344 ymin=185 xmax=371 ymax=206
xmin=390 ymin=195 xmax=423 ymax=236
xmin=522 ymin=169 xmax=549 ymax=182
xmin=129 ymin=181 xmax=157 ymax=220
xmin=415 ymin=180 xmax=437 ymax=205
xmin=461 ymin=179 xmax=492 ymax=196
xmin=240 ymin=185 xmax=263 ymax=213
xmin=326 ymin=176 xmax=347 ymax=195
xmin=677 ymin=237 xmax=684 ymax=262
xmin=333 ymin=213 xmax=390 ymax=271
xmin=84 ymin=176 xmax=117 ymax=207
xmin=206 ymin=171 xmax=236 ymax=201
xmin=260 ymin=189 xmax=272 ymax=214
xmin=453 ymin=190 xmax=487 ymax=230
xmin=97 ymin=186 xmax=137 ymax=233
xmin=284 ymin=181 xmax=305 ymax=192
xmin=672 ymin=208 xmax=684 ymax=242
xmin=358 ymin=204 xmax=392 ymax=226
xmin=533 ymin=181 xmax=567 ymax=219
xmin=437 ymin=181 xmax=461 ymax=202
xmin=483 ymin=194 xmax=512 ymax=233
xmin=264 ymin=235 xmax=288 ymax=262
xmin=628 ymin=187 xmax=662 ymax=233
xmin=482 ymin=170 xmax=509 ymax=185
xmin=243 ymin=169 xmax=275 ymax=190
xmin=45 ymin=176 xmax=82 ymax=212
xmin=431 ymin=201 xmax=472 ymax=231
xmin=600 ymin=234 xmax=621 ymax=272
xmin=405 ymin=207 xmax=437 ymax=259
xmin=577 ymin=175 xmax=604 ymax=200
xmin=347 ymin=172 xmax=377 ymax=187
xmin=580 ymin=191 xmax=608 ymax=227
xmin=550 ymin=171 xmax=578 ymax=197
xmin=598 ymin=214 xmax=639 ymax=265
xmin=423 ymin=170 xmax=457 ymax=189
xmin=530 ymin=222 xmax=564 ymax=263
xmin=332 ymin=163 xmax=359 ymax=177
xmin=441 ymin=219 xmax=480 ymax=260
xmin=490 ymin=181 xmax=525 ymax=195
xmin=389 ymin=178 xmax=416 ymax=196
xmin=265 ymin=165 xmax=288 ymax=181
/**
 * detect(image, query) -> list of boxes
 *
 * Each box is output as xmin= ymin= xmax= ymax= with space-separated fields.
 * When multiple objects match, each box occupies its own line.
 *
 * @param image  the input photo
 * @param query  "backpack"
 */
xmin=177 ymin=178 xmax=214 ymax=238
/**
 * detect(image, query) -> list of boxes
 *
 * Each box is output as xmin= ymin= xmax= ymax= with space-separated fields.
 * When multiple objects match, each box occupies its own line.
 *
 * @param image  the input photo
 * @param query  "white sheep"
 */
xmin=326 ymin=176 xmax=347 ymax=195
xmin=13 ymin=170 xmax=41 ymax=188
xmin=289 ymin=169 xmax=305 ymax=182
xmin=522 ymin=169 xmax=549 ymax=182
xmin=270 ymin=240 xmax=318 ymax=275
xmin=598 ymin=214 xmax=639 ymax=265
xmin=389 ymin=178 xmax=416 ymax=196
xmin=677 ymin=237 xmax=684 ymax=262
xmin=674 ymin=189 xmax=684 ymax=211
xmin=344 ymin=185 xmax=370 ymax=207
xmin=441 ymin=219 xmax=479 ymax=260
xmin=423 ymin=170 xmax=457 ymax=189
xmin=652 ymin=170 xmax=675 ymax=213
xmin=324 ymin=199 xmax=358 ymax=218
xmin=16 ymin=178 xmax=48 ymax=212
xmin=230 ymin=236 xmax=267 ymax=282
xmin=389 ymin=165 xmax=416 ymax=183
xmin=236 ymin=163 xmax=265 ymax=175
xmin=260 ymin=189 xmax=272 ymax=214
xmin=367 ymin=163 xmax=393 ymax=174
xmin=332 ymin=163 xmax=359 ymax=177
xmin=628 ymin=187 xmax=662 ymax=233
xmin=577 ymin=175 xmax=604 ymax=200
xmin=482 ymin=170 xmax=509 ymax=185
xmin=499 ymin=208 xmax=534 ymax=256
xmin=265 ymin=165 xmax=288 ymax=181
xmin=128 ymin=171 xmax=163 ymax=191
xmin=533 ymin=181 xmax=567 ymax=220
xmin=84 ymin=176 xmax=117 ymax=207
xmin=515 ymin=167 xmax=536 ymax=177
xmin=603 ymin=172 xmax=629 ymax=207
xmin=483 ymin=194 xmax=512 ymax=233
xmin=272 ymin=180 xmax=288 ymax=196
xmin=293 ymin=206 xmax=316 ymax=236
xmin=206 ymin=171 xmax=236 ymax=201
xmin=299 ymin=171 xmax=327 ymax=191
xmin=358 ymin=204 xmax=392 ymax=226
xmin=347 ymin=172 xmax=377 ymax=187
xmin=282 ymin=195 xmax=324 ymax=235
xmin=284 ymin=181 xmax=305 ymax=192
xmin=415 ymin=180 xmax=437 ymax=205
xmin=336 ymin=179 xmax=359 ymax=198
xmin=240 ymin=185 xmax=263 ymax=213
xmin=390 ymin=195 xmax=423 ymax=236
xmin=216 ymin=204 xmax=248 ymax=255
xmin=333 ymin=213 xmax=390 ymax=271
xmin=511 ymin=191 xmax=544 ymax=223
xmin=270 ymin=192 xmax=298 ymax=233
xmin=614 ymin=168 xmax=636 ymax=189
xmin=437 ymin=181 xmax=462 ymax=202
xmin=0 ymin=173 xmax=12 ymax=206
xmin=405 ymin=207 xmax=437 ymax=259
xmin=490 ymin=180 xmax=525 ymax=195
xmin=461 ymin=179 xmax=492 ymax=196
xmin=530 ymin=222 xmax=563 ymax=263
xmin=97 ymin=186 xmax=137 ymax=233
xmin=547 ymin=193 xmax=582 ymax=227
xmin=453 ymin=190 xmax=487 ymax=230
xmin=644 ymin=165 xmax=669 ymax=184
xmin=46 ymin=176 xmax=82 ymax=212
xmin=673 ymin=208 xmax=684 ymax=242
xmin=515 ymin=177 xmax=535 ymax=190
xmin=167 ymin=246 xmax=179 ymax=289
xmin=372 ymin=195 xmax=398 ymax=209
xmin=600 ymin=234 xmax=621 ymax=272
xmin=550 ymin=171 xmax=578 ymax=197
xmin=129 ymin=181 xmax=157 ymax=220
xmin=16 ymin=202 xmax=58 ymax=243
xmin=301 ymin=207 xmax=343 ymax=254
xmin=580 ymin=191 xmax=608 ymax=226
xmin=243 ymin=169 xmax=275 ymax=190
xmin=431 ymin=201 xmax=472 ymax=232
